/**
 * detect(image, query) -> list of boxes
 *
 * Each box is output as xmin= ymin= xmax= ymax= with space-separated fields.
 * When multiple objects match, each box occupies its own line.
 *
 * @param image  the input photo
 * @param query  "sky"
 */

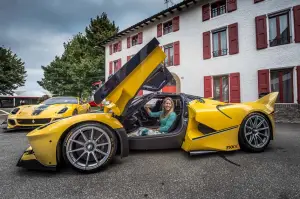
xmin=0 ymin=0 xmax=182 ymax=92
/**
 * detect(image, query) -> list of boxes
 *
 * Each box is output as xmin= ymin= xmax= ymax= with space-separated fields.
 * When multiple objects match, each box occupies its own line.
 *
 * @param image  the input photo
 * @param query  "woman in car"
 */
xmin=128 ymin=97 xmax=177 ymax=137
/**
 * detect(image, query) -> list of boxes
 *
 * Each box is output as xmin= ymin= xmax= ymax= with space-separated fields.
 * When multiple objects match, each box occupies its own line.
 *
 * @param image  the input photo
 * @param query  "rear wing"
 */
xmin=255 ymin=92 xmax=279 ymax=113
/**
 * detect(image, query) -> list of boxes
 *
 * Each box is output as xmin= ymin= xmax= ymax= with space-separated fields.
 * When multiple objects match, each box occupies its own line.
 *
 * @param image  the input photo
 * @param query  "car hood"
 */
xmin=15 ymin=104 xmax=74 ymax=117
xmin=94 ymin=37 xmax=173 ymax=116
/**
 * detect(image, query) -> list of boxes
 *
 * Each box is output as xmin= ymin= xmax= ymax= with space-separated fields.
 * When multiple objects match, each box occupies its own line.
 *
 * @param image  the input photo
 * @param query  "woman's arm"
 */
xmin=159 ymin=112 xmax=177 ymax=132
xmin=145 ymin=107 xmax=161 ymax=118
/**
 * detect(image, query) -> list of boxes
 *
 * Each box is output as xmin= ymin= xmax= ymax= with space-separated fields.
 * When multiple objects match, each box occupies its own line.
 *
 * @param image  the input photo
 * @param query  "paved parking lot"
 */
xmin=0 ymin=122 xmax=300 ymax=199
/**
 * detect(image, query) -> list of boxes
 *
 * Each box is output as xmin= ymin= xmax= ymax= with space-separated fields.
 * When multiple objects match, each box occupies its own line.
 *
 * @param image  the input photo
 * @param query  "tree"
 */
xmin=0 ymin=47 xmax=27 ymax=95
xmin=38 ymin=12 xmax=118 ymax=98
xmin=85 ymin=12 xmax=119 ymax=51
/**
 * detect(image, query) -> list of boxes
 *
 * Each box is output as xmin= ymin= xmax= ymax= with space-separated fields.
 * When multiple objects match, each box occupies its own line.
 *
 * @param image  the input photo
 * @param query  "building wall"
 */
xmin=105 ymin=0 xmax=300 ymax=122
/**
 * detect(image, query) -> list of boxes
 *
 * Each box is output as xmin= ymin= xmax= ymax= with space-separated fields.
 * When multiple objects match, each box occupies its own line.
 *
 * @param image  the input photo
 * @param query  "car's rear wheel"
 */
xmin=62 ymin=122 xmax=117 ymax=173
xmin=238 ymin=112 xmax=271 ymax=153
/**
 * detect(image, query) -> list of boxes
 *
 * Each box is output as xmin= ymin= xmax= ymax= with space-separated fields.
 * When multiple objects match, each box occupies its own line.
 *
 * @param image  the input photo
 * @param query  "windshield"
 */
xmin=43 ymin=97 xmax=78 ymax=105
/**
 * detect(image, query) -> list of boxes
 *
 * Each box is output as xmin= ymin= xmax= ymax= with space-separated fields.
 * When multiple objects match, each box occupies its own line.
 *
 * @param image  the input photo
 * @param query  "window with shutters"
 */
xmin=163 ymin=20 xmax=173 ymax=35
xmin=131 ymin=35 xmax=138 ymax=46
xmin=113 ymin=43 xmax=118 ymax=53
xmin=212 ymin=28 xmax=228 ymax=57
xmin=270 ymin=68 xmax=294 ymax=103
xmin=268 ymin=10 xmax=291 ymax=47
xmin=213 ymin=75 xmax=229 ymax=102
xmin=163 ymin=44 xmax=174 ymax=67
xmin=211 ymin=0 xmax=226 ymax=18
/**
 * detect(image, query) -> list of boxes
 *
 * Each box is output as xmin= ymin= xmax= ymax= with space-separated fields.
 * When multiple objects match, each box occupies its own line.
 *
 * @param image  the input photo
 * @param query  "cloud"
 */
xmin=0 ymin=0 xmax=182 ymax=92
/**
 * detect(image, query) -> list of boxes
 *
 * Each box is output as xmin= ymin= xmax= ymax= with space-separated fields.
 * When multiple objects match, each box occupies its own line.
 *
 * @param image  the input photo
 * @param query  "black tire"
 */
xmin=62 ymin=122 xmax=117 ymax=173
xmin=72 ymin=109 xmax=78 ymax=115
xmin=238 ymin=112 xmax=272 ymax=153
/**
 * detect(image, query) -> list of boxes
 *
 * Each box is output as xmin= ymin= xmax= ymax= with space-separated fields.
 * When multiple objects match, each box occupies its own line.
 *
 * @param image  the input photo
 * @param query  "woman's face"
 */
xmin=164 ymin=99 xmax=172 ymax=111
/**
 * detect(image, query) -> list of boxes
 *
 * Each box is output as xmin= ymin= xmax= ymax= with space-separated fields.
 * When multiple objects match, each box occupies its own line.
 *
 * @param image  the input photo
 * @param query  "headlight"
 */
xmin=10 ymin=108 xmax=20 ymax=114
xmin=58 ymin=107 xmax=68 ymax=114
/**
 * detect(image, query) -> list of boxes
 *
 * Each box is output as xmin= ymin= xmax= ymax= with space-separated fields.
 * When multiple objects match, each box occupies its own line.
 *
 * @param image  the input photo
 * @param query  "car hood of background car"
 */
xmin=93 ymin=37 xmax=173 ymax=116
xmin=14 ymin=104 xmax=75 ymax=117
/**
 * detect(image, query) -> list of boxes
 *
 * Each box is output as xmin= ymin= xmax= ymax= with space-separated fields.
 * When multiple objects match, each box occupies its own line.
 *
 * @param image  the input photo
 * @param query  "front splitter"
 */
xmin=16 ymin=147 xmax=57 ymax=171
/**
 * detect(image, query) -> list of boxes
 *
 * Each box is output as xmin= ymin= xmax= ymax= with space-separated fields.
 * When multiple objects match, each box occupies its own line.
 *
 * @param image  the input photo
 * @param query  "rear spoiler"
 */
xmin=255 ymin=92 xmax=279 ymax=114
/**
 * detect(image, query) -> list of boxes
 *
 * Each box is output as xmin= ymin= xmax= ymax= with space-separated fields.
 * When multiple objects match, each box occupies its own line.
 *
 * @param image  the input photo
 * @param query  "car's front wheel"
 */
xmin=62 ymin=122 xmax=117 ymax=173
xmin=238 ymin=112 xmax=272 ymax=153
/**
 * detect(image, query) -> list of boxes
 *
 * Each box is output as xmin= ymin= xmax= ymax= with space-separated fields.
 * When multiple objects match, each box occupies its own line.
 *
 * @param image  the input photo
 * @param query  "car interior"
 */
xmin=121 ymin=95 xmax=183 ymax=135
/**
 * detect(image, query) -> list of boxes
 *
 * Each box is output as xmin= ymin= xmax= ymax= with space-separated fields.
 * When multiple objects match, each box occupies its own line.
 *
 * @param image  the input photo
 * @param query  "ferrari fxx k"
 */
xmin=16 ymin=38 xmax=278 ymax=173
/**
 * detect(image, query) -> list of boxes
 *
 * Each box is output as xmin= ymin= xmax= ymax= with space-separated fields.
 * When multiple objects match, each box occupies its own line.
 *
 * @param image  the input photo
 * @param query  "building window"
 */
xmin=113 ymin=43 xmax=118 ymax=53
xmin=211 ymin=0 xmax=226 ymax=18
xmin=268 ymin=10 xmax=291 ymax=47
xmin=163 ymin=20 xmax=172 ymax=35
xmin=270 ymin=68 xmax=293 ymax=103
xmin=132 ymin=35 xmax=138 ymax=46
xmin=164 ymin=44 xmax=174 ymax=67
xmin=213 ymin=75 xmax=229 ymax=102
xmin=113 ymin=60 xmax=118 ymax=73
xmin=212 ymin=28 xmax=227 ymax=57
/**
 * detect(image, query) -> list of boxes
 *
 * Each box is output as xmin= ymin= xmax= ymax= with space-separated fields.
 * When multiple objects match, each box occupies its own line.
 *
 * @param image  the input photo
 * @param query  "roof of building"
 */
xmin=101 ymin=0 xmax=201 ymax=46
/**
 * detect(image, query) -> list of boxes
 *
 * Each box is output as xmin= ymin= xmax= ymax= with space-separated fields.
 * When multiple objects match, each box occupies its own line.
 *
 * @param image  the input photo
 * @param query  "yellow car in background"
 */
xmin=5 ymin=96 xmax=90 ymax=131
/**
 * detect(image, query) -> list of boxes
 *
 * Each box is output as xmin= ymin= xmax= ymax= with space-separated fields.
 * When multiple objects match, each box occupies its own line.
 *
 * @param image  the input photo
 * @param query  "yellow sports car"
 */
xmin=5 ymin=96 xmax=90 ymax=131
xmin=16 ymin=38 xmax=278 ymax=173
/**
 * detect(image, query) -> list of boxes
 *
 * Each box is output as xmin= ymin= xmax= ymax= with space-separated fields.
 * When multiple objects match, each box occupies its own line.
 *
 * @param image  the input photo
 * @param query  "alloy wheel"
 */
xmin=244 ymin=114 xmax=270 ymax=149
xmin=65 ymin=126 xmax=112 ymax=171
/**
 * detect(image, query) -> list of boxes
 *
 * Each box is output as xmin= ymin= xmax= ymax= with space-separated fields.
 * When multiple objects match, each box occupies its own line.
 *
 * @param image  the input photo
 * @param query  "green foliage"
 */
xmin=0 ymin=47 xmax=27 ymax=95
xmin=38 ymin=12 xmax=118 ymax=98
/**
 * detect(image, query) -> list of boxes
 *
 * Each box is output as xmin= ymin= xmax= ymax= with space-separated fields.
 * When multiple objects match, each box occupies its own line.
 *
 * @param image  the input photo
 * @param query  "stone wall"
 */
xmin=274 ymin=104 xmax=300 ymax=123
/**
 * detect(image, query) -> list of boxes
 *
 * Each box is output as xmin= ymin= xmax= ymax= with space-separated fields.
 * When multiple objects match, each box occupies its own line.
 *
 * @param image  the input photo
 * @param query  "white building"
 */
xmin=102 ymin=0 xmax=300 ymax=121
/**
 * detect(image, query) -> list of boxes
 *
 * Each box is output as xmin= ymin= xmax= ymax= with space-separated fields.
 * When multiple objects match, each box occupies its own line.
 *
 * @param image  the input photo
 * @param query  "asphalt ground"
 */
xmin=0 ymin=122 xmax=300 ymax=199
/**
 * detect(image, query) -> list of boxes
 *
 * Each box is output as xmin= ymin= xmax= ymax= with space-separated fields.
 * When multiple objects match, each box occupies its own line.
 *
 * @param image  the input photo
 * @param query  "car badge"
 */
xmin=32 ymin=120 xmax=35 ymax=124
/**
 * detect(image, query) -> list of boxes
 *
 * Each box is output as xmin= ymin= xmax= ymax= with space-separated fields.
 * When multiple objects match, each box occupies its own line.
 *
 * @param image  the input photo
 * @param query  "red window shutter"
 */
xmin=227 ymin=0 xmax=237 ymax=12
xmin=204 ymin=76 xmax=212 ymax=98
xmin=257 ymin=69 xmax=270 ymax=96
xmin=202 ymin=4 xmax=210 ymax=21
xmin=173 ymin=16 xmax=180 ymax=32
xmin=157 ymin=23 xmax=162 ymax=37
xmin=229 ymin=73 xmax=241 ymax=103
xmin=138 ymin=32 xmax=143 ymax=44
xmin=297 ymin=66 xmax=300 ymax=103
xmin=293 ymin=5 xmax=300 ymax=43
xmin=203 ymin=31 xmax=211 ymax=60
xmin=228 ymin=23 xmax=239 ymax=55
xmin=109 ymin=45 xmax=112 ymax=55
xmin=127 ymin=37 xmax=131 ymax=48
xmin=109 ymin=61 xmax=113 ymax=75
xmin=118 ymin=41 xmax=122 ymax=51
xmin=254 ymin=0 xmax=264 ymax=3
xmin=127 ymin=56 xmax=131 ymax=61
xmin=174 ymin=41 xmax=180 ymax=66
xmin=118 ymin=59 xmax=122 ymax=70
xmin=255 ymin=15 xmax=268 ymax=49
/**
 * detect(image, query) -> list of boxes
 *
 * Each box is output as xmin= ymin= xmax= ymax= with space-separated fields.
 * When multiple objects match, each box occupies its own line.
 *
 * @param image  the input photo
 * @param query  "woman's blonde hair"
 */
xmin=161 ymin=97 xmax=174 ymax=118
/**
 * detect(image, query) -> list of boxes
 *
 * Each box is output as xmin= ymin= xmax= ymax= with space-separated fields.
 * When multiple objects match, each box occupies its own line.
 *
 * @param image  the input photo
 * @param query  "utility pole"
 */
xmin=164 ymin=0 xmax=175 ymax=9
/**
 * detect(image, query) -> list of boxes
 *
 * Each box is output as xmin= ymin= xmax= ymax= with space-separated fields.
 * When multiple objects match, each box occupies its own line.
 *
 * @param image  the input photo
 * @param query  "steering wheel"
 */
xmin=139 ymin=107 xmax=149 ymax=120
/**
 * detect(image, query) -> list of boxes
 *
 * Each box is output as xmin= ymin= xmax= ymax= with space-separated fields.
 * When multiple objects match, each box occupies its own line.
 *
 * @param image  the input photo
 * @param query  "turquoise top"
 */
xmin=149 ymin=111 xmax=177 ymax=132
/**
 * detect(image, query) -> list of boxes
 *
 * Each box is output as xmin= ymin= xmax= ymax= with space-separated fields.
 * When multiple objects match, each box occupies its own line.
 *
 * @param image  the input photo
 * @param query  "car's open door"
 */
xmin=94 ymin=38 xmax=172 ymax=116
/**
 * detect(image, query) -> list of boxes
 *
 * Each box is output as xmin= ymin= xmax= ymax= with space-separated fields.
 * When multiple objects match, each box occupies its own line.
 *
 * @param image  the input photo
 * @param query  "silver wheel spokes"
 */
xmin=66 ymin=126 xmax=111 ymax=170
xmin=244 ymin=115 xmax=270 ymax=149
